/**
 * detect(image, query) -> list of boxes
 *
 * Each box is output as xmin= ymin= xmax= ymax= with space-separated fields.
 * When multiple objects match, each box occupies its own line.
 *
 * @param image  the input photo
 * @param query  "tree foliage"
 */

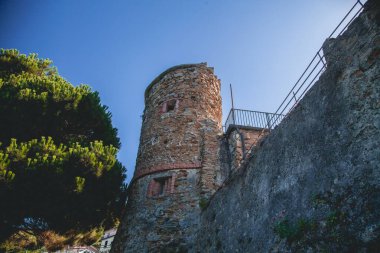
xmin=0 ymin=49 xmax=120 ymax=148
xmin=0 ymin=49 xmax=126 ymax=251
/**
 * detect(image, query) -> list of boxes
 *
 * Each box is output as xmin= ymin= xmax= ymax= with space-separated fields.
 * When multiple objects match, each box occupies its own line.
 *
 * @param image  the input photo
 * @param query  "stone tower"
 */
xmin=112 ymin=63 xmax=223 ymax=252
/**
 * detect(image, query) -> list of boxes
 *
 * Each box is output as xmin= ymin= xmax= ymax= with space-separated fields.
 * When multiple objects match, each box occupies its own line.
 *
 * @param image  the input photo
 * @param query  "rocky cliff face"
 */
xmin=197 ymin=1 xmax=380 ymax=252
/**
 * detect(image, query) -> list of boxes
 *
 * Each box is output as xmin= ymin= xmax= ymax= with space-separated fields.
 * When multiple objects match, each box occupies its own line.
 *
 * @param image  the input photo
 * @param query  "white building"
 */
xmin=55 ymin=246 xmax=99 ymax=253
xmin=99 ymin=228 xmax=117 ymax=252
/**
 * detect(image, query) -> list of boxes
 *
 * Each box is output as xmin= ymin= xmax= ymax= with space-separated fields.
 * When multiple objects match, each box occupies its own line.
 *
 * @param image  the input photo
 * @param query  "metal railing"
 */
xmin=225 ymin=108 xmax=285 ymax=132
xmin=268 ymin=0 xmax=364 ymax=130
xmin=224 ymin=0 xmax=365 ymax=168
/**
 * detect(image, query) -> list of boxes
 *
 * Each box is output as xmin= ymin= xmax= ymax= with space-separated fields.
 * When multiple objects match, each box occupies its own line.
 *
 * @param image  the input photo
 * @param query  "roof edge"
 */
xmin=144 ymin=63 xmax=209 ymax=101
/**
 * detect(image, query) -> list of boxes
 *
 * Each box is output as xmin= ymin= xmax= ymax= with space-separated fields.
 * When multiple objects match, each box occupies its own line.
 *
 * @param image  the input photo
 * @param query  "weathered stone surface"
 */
xmin=226 ymin=127 xmax=268 ymax=171
xmin=197 ymin=1 xmax=380 ymax=252
xmin=113 ymin=1 xmax=379 ymax=252
xmin=112 ymin=63 xmax=224 ymax=252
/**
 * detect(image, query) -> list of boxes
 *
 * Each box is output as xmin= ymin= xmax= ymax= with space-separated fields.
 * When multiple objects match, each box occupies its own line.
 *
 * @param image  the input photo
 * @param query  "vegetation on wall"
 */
xmin=272 ymin=186 xmax=380 ymax=252
xmin=0 ymin=49 xmax=127 ymax=252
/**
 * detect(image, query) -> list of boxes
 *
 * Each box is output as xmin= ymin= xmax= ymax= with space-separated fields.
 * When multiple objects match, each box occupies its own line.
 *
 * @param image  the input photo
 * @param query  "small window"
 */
xmin=147 ymin=176 xmax=175 ymax=197
xmin=161 ymin=99 xmax=178 ymax=113
xmin=167 ymin=99 xmax=176 ymax=111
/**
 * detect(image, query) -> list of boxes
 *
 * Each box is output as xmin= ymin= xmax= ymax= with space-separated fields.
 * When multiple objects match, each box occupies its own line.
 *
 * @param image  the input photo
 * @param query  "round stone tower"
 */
xmin=112 ymin=63 xmax=223 ymax=252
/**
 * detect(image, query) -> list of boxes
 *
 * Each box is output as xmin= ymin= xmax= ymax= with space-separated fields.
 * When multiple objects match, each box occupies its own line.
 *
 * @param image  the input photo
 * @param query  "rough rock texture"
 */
xmin=112 ymin=1 xmax=379 ymax=252
xmin=112 ymin=63 xmax=224 ymax=252
xmin=218 ymin=136 xmax=232 ymax=183
xmin=197 ymin=1 xmax=380 ymax=252
xmin=227 ymin=127 xmax=268 ymax=171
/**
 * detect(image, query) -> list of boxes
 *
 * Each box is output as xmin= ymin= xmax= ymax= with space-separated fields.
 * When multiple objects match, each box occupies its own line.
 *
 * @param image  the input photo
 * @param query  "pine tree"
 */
xmin=0 ymin=49 xmax=126 ymax=251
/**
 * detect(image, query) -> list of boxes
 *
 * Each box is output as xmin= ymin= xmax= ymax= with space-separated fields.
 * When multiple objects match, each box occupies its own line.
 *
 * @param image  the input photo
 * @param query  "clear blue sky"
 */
xmin=0 ymin=0 xmax=362 ymax=183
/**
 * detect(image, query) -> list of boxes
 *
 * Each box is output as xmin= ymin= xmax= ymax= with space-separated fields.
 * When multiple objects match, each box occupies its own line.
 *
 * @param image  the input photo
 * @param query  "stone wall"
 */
xmin=197 ymin=1 xmax=380 ymax=252
xmin=112 ymin=63 xmax=224 ymax=252
xmin=226 ymin=127 xmax=268 ymax=171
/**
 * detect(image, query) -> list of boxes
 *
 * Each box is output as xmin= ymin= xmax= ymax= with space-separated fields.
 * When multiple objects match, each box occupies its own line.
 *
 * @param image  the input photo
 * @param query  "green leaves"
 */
xmin=75 ymin=177 xmax=86 ymax=193
xmin=0 ymin=49 xmax=126 ymax=250
xmin=7 ymin=71 xmax=91 ymax=108
xmin=0 ymin=49 xmax=120 ymax=148
xmin=273 ymin=218 xmax=316 ymax=243
xmin=1 ymin=137 xmax=119 ymax=186
xmin=0 ymin=49 xmax=56 ymax=78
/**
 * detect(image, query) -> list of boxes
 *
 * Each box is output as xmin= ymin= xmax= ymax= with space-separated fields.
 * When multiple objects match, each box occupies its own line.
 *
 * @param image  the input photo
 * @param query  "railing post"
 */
xmin=232 ymin=108 xmax=236 ymax=125
xmin=230 ymin=84 xmax=236 ymax=126
xmin=265 ymin=113 xmax=271 ymax=131
xmin=292 ymin=91 xmax=298 ymax=103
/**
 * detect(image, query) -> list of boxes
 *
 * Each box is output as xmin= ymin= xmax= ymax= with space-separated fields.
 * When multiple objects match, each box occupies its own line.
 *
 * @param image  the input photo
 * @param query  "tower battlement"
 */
xmin=112 ymin=63 xmax=224 ymax=252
